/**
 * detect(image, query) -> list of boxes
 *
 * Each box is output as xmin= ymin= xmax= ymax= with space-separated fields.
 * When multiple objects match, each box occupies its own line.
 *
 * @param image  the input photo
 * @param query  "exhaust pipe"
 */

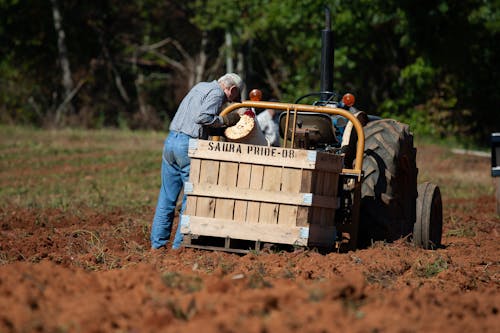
xmin=320 ymin=6 xmax=334 ymax=101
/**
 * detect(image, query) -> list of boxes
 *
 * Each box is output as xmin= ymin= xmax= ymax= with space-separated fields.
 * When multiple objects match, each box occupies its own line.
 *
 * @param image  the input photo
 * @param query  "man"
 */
xmin=256 ymin=102 xmax=281 ymax=147
xmin=151 ymin=73 xmax=243 ymax=250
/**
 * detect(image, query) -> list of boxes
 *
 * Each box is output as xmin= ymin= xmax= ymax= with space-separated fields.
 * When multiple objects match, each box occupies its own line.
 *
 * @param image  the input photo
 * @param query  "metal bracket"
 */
xmin=302 ymin=193 xmax=313 ymax=205
xmin=307 ymin=150 xmax=317 ymax=162
xmin=299 ymin=227 xmax=309 ymax=240
xmin=189 ymin=138 xmax=198 ymax=150
xmin=184 ymin=182 xmax=193 ymax=194
xmin=180 ymin=215 xmax=190 ymax=232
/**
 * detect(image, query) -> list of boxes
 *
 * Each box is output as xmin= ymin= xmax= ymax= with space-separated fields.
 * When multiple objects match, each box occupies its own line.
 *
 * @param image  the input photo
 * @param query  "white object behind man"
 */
xmin=256 ymin=108 xmax=280 ymax=147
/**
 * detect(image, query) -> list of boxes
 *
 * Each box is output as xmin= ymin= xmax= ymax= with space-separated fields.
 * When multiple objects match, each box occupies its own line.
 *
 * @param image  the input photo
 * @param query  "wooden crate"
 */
xmin=180 ymin=139 xmax=343 ymax=249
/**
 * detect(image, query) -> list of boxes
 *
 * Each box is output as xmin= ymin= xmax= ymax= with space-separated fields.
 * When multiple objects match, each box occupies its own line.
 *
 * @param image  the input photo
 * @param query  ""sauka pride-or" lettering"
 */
xmin=207 ymin=141 xmax=296 ymax=158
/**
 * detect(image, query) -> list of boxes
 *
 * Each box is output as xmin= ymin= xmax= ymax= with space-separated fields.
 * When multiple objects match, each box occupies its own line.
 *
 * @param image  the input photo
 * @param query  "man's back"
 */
xmin=169 ymin=80 xmax=226 ymax=138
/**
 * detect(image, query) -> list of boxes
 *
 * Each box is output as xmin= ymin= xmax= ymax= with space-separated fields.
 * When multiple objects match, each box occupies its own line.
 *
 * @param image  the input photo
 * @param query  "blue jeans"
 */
xmin=150 ymin=131 xmax=191 ymax=249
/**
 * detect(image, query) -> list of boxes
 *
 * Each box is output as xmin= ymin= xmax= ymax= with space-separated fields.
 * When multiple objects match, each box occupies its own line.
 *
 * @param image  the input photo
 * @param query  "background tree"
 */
xmin=0 ymin=0 xmax=498 ymax=144
xmin=50 ymin=0 xmax=76 ymax=124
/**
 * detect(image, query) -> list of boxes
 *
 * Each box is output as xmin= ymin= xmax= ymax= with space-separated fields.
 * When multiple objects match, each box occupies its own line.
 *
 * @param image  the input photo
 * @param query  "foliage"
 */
xmin=0 ymin=0 xmax=498 ymax=145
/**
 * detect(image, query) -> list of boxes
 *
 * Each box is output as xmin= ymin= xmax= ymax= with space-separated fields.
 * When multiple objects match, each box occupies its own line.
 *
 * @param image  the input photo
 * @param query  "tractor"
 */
xmin=214 ymin=7 xmax=443 ymax=251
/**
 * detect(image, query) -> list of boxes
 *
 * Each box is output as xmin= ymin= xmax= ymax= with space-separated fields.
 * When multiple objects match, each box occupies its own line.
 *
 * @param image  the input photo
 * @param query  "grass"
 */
xmin=0 ymin=125 xmax=165 ymax=211
xmin=415 ymin=138 xmax=495 ymax=200
xmin=413 ymin=255 xmax=449 ymax=278
xmin=414 ymin=134 xmax=490 ymax=153
xmin=161 ymin=272 xmax=203 ymax=293
xmin=445 ymin=215 xmax=476 ymax=238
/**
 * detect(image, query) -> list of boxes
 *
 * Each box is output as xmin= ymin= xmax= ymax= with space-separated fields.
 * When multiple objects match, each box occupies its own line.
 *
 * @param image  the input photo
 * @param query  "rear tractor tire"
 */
xmin=413 ymin=182 xmax=443 ymax=249
xmin=357 ymin=119 xmax=418 ymax=248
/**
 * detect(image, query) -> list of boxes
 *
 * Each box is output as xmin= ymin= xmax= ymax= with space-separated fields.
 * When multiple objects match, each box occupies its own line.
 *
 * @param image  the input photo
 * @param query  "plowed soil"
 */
xmin=1 ymin=144 xmax=498 ymax=332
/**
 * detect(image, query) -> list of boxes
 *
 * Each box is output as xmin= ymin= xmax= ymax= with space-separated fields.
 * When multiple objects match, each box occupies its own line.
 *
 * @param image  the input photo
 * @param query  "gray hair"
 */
xmin=218 ymin=73 xmax=243 ymax=91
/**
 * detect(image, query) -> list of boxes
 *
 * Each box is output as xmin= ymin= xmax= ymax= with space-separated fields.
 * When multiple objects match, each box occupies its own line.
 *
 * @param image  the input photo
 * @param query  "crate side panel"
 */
xmin=314 ymin=151 xmax=344 ymax=172
xmin=316 ymin=170 xmax=339 ymax=227
xmin=308 ymin=170 xmax=339 ymax=247
xmin=307 ymin=225 xmax=337 ymax=248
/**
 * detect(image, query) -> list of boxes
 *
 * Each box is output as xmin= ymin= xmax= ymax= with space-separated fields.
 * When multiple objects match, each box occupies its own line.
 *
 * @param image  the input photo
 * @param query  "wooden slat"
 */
xmin=181 ymin=215 xmax=308 ymax=246
xmin=278 ymin=168 xmax=302 ymax=226
xmin=189 ymin=158 xmax=201 ymax=183
xmin=246 ymin=164 xmax=263 ymax=223
xmin=185 ymin=158 xmax=201 ymax=215
xmin=185 ymin=183 xmax=339 ymax=208
xmin=202 ymin=159 xmax=220 ymax=184
xmin=233 ymin=163 xmax=251 ymax=222
xmin=296 ymin=169 xmax=314 ymax=226
xmin=214 ymin=161 xmax=238 ymax=220
xmin=259 ymin=166 xmax=282 ymax=224
xmin=195 ymin=160 xmax=219 ymax=218
xmin=277 ymin=205 xmax=298 ymax=226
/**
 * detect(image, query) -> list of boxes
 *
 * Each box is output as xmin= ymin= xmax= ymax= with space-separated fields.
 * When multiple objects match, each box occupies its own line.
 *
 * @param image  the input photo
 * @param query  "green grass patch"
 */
xmin=445 ymin=214 xmax=476 ymax=238
xmin=445 ymin=227 xmax=476 ymax=238
xmin=161 ymin=271 xmax=203 ymax=293
xmin=415 ymin=139 xmax=494 ymax=200
xmin=0 ymin=125 xmax=166 ymax=211
xmin=413 ymin=255 xmax=449 ymax=278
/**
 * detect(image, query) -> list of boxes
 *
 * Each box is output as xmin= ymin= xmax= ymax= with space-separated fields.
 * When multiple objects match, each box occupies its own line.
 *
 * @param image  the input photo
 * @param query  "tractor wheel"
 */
xmin=357 ymin=119 xmax=418 ymax=248
xmin=413 ymin=182 xmax=443 ymax=249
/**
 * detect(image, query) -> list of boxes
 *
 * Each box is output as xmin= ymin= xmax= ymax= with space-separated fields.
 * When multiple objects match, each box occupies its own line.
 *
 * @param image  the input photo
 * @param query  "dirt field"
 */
xmin=0 ymin=140 xmax=498 ymax=332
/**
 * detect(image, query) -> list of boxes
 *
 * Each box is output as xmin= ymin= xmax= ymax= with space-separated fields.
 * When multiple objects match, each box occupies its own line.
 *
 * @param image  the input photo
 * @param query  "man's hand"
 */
xmin=222 ymin=112 xmax=241 ymax=126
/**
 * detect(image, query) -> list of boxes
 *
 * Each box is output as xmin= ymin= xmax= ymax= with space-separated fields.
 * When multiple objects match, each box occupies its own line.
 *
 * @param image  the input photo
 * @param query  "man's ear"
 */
xmin=231 ymin=86 xmax=241 ymax=102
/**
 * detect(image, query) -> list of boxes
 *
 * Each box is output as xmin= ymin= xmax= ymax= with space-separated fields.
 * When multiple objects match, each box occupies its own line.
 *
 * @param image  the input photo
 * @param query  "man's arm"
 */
xmin=196 ymin=92 xmax=240 ymax=127
xmin=196 ymin=92 xmax=225 ymax=127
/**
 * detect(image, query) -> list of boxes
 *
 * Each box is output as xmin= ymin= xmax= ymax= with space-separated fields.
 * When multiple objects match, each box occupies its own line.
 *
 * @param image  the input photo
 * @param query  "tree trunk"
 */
xmin=51 ymin=0 xmax=74 ymax=124
xmin=237 ymin=48 xmax=246 ymax=98
xmin=225 ymin=31 xmax=234 ymax=74
xmin=99 ymin=33 xmax=130 ymax=103
xmin=194 ymin=31 xmax=208 ymax=84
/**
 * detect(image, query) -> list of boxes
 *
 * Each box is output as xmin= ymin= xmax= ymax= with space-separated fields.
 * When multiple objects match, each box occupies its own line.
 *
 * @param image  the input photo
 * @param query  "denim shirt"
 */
xmin=169 ymin=80 xmax=227 ymax=139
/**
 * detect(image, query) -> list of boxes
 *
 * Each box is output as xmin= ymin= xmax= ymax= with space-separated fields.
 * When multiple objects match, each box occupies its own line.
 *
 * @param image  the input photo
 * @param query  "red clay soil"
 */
xmin=0 ymin=145 xmax=498 ymax=333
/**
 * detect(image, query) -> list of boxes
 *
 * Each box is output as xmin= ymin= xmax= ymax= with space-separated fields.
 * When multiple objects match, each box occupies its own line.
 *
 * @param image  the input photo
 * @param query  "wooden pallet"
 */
xmin=182 ymin=234 xmax=298 ymax=254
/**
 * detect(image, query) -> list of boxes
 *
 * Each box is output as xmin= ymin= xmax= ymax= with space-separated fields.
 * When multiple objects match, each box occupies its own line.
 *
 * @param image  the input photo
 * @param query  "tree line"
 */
xmin=0 ymin=0 xmax=498 ymax=145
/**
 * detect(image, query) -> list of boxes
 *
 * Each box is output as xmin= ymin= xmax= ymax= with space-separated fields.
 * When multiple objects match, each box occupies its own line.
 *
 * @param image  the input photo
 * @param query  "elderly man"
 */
xmin=151 ymin=73 xmax=244 ymax=250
